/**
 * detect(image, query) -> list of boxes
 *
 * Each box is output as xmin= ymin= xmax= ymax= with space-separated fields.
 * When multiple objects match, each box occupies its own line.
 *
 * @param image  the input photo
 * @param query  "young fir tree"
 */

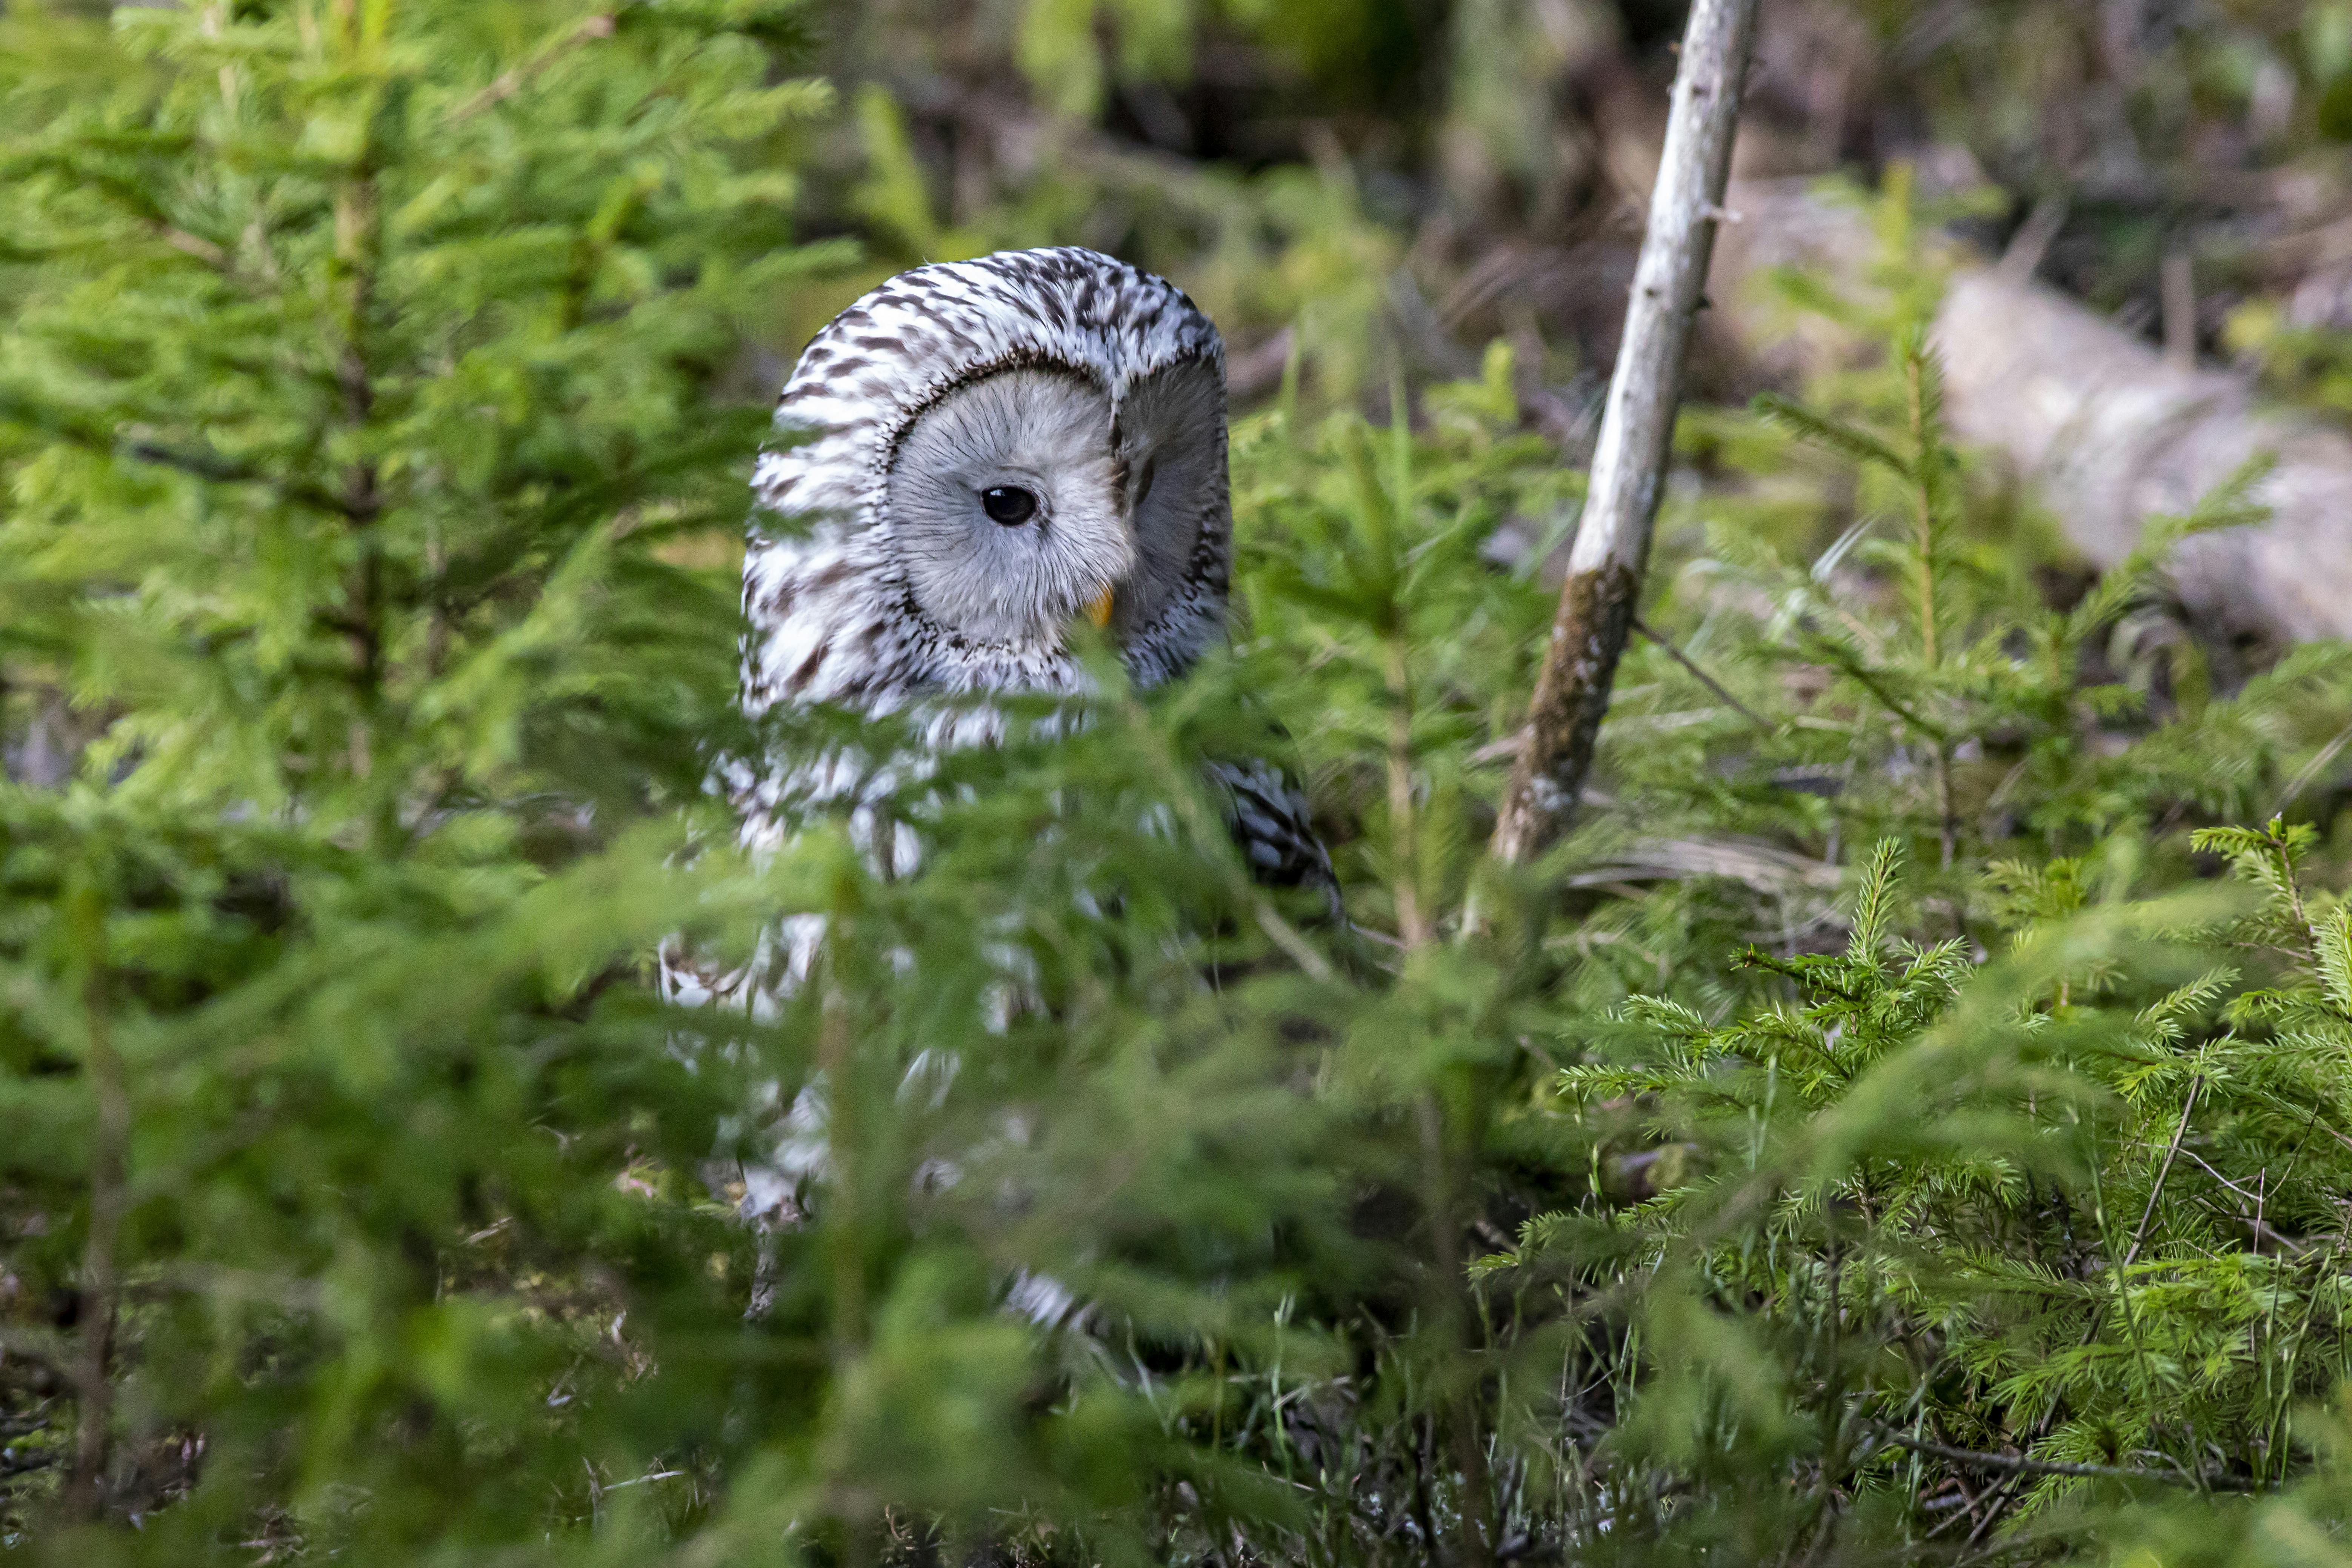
xmin=0 ymin=6 xmax=1447 ymax=1562
xmin=1215 ymin=194 xmax=2352 ymax=1559
xmin=0 ymin=0 xmax=843 ymax=1553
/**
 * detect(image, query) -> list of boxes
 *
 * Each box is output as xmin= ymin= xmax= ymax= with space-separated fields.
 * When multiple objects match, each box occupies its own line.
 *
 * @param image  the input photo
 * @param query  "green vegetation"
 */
xmin=0 ymin=1 xmax=2346 ymax=1565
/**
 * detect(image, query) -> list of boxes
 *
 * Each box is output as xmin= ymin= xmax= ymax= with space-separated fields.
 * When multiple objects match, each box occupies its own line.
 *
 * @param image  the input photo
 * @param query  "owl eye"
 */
xmin=980 ymin=485 xmax=1039 ymax=526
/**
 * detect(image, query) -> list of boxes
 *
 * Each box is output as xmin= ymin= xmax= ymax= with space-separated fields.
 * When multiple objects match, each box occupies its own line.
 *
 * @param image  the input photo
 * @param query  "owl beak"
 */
xmin=1085 ymin=588 xmax=1116 ymax=629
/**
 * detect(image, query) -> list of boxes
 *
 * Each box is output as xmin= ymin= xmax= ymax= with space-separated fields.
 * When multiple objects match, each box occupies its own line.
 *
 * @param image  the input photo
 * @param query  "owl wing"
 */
xmin=1206 ymin=757 xmax=1337 ymax=906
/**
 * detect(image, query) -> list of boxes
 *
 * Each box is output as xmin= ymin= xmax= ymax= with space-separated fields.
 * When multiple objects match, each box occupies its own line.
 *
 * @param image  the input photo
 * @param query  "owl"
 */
xmin=729 ymin=246 xmax=1332 ymax=893
xmin=678 ymin=249 xmax=1332 ymax=1243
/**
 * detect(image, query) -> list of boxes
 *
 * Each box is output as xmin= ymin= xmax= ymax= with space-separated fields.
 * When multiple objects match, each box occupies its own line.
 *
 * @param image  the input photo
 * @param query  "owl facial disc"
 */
xmin=887 ymin=365 xmax=1132 ymax=645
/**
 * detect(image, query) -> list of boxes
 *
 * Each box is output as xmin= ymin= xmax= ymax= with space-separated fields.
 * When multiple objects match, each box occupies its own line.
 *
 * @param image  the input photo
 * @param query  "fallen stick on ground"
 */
xmin=1710 ymin=178 xmax=2352 ymax=651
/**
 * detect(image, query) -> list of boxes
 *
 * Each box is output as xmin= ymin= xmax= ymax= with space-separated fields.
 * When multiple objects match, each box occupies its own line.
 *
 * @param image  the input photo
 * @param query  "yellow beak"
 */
xmin=1085 ymin=588 xmax=1115 ymax=629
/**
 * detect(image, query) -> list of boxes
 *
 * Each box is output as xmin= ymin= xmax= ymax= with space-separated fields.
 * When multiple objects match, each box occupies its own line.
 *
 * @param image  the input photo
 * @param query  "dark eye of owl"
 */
xmin=980 ymin=485 xmax=1038 ymax=526
xmin=1131 ymin=458 xmax=1157 ymax=510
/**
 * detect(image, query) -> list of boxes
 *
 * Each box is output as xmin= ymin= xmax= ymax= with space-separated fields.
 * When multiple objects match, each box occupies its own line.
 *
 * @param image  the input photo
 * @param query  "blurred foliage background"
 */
xmin=801 ymin=0 xmax=2352 ymax=426
xmin=1 ymin=0 xmax=2351 ymax=1565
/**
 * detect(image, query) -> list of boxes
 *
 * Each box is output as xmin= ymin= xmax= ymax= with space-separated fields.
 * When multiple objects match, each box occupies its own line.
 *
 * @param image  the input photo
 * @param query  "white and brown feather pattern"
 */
xmin=1207 ymin=759 xmax=1337 ymax=896
xmin=743 ymin=247 xmax=1227 ymax=720
xmin=730 ymin=245 xmax=1325 ymax=901
xmin=673 ymin=249 xmax=1333 ymax=1228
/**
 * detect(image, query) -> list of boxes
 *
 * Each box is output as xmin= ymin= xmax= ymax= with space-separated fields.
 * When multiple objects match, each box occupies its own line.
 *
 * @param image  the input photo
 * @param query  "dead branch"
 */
xmin=1491 ymin=0 xmax=1764 ymax=864
xmin=1867 ymin=1427 xmax=2263 ymax=1493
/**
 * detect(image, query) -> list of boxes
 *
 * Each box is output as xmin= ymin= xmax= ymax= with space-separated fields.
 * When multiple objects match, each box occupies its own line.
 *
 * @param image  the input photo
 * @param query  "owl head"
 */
xmin=744 ymin=248 xmax=1231 ymax=718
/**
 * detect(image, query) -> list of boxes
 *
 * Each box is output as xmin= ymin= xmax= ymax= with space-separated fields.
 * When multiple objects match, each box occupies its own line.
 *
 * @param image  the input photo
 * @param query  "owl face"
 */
xmin=745 ymin=249 xmax=1231 ymax=717
xmin=888 ymin=356 xmax=1224 ymax=648
xmin=888 ymin=366 xmax=1127 ymax=646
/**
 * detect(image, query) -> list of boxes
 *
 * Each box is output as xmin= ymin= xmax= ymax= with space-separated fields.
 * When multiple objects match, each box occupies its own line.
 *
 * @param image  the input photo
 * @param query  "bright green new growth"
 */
xmin=0 ymin=0 xmax=843 ymax=1553
xmin=0 ymin=7 xmax=2349 ymax=1566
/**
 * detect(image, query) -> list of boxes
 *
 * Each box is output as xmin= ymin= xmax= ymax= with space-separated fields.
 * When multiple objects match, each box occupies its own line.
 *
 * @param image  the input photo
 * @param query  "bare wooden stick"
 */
xmin=1867 ymin=1426 xmax=2261 ymax=1492
xmin=449 ymin=12 xmax=617 ymax=123
xmin=1489 ymin=0 xmax=1762 ymax=864
xmin=1632 ymin=617 xmax=1770 ymax=731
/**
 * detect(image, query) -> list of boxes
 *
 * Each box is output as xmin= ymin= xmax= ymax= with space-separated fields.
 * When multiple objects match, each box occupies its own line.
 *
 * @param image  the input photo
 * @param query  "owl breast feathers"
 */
xmin=734 ymin=246 xmax=1332 ymax=897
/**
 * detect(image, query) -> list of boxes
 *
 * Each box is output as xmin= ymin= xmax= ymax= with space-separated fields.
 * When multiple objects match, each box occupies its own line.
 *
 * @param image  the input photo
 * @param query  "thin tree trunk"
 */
xmin=1489 ymin=0 xmax=1762 ymax=864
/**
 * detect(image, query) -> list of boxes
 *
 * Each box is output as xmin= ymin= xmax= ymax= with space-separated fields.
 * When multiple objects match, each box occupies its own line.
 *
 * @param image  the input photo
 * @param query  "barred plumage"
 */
xmin=728 ymin=246 xmax=1331 ymax=896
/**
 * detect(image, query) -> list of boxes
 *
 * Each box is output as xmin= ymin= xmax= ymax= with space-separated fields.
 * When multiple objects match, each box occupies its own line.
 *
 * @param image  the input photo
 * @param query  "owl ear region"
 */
xmin=1104 ymin=355 xmax=1224 ymax=638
